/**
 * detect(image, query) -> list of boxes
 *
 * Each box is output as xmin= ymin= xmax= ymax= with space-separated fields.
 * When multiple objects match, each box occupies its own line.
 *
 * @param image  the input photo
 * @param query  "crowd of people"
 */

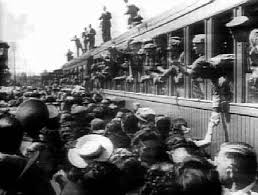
xmin=0 ymin=85 xmax=257 ymax=195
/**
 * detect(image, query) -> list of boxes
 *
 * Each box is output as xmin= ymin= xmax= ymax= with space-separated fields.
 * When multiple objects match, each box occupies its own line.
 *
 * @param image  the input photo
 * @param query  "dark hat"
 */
xmin=172 ymin=118 xmax=188 ymax=130
xmin=91 ymin=118 xmax=105 ymax=131
xmin=226 ymin=16 xmax=249 ymax=28
xmin=15 ymin=99 xmax=49 ymax=138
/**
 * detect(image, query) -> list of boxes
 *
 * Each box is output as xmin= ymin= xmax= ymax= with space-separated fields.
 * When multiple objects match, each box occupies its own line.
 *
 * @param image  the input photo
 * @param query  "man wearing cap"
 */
xmin=140 ymin=43 xmax=161 ymax=84
xmin=159 ymin=36 xmax=185 ymax=84
xmin=180 ymin=34 xmax=229 ymax=123
xmin=215 ymin=142 xmax=258 ymax=195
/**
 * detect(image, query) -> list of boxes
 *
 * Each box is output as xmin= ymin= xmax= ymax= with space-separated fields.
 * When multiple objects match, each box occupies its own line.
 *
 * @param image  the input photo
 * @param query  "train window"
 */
xmin=213 ymin=12 xmax=234 ymax=103
xmin=154 ymin=34 xmax=168 ymax=95
xmin=168 ymin=29 xmax=184 ymax=97
xmin=189 ymin=21 xmax=206 ymax=100
xmin=244 ymin=4 xmax=258 ymax=103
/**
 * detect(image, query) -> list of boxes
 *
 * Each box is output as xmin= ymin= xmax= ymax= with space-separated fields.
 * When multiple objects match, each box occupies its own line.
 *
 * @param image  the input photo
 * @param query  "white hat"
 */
xmin=225 ymin=16 xmax=249 ymax=28
xmin=135 ymin=107 xmax=156 ymax=122
xmin=192 ymin=34 xmax=205 ymax=43
xmin=68 ymin=134 xmax=114 ymax=168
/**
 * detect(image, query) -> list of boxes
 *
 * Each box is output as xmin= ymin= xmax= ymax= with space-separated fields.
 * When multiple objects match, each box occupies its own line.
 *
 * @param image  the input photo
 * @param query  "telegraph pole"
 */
xmin=13 ymin=45 xmax=16 ymax=86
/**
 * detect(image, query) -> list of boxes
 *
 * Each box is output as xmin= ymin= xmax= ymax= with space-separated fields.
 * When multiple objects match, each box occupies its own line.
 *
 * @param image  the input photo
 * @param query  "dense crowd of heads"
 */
xmin=0 ymin=85 xmax=257 ymax=195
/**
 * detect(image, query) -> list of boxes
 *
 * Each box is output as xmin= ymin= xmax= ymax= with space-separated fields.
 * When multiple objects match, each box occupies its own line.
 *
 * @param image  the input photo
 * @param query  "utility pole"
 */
xmin=12 ymin=42 xmax=16 ymax=87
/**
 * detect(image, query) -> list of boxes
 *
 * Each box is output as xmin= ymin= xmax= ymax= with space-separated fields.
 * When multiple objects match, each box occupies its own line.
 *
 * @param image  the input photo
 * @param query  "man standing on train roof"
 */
xmin=66 ymin=49 xmax=74 ymax=61
xmin=71 ymin=35 xmax=83 ymax=57
xmin=99 ymin=6 xmax=112 ymax=43
xmin=82 ymin=27 xmax=89 ymax=52
xmin=88 ymin=24 xmax=96 ymax=50
xmin=123 ymin=0 xmax=142 ymax=28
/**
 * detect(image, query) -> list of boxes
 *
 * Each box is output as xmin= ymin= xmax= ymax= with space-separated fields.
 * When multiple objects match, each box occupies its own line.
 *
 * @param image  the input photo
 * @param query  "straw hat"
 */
xmin=225 ymin=16 xmax=249 ymax=28
xmin=68 ymin=134 xmax=114 ymax=168
xmin=46 ymin=104 xmax=59 ymax=119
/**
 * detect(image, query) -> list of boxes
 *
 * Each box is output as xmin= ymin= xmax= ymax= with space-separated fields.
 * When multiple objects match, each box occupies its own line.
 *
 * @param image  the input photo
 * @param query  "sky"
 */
xmin=1 ymin=0 xmax=195 ymax=75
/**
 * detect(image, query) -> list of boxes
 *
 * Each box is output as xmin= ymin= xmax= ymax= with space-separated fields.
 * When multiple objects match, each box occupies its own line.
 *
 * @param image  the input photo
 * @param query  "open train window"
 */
xmin=214 ymin=12 xmax=234 ymax=55
xmin=154 ymin=34 xmax=168 ymax=95
xmin=189 ymin=21 xmax=205 ymax=100
xmin=213 ymin=11 xmax=234 ymax=103
xmin=168 ymin=29 xmax=184 ymax=97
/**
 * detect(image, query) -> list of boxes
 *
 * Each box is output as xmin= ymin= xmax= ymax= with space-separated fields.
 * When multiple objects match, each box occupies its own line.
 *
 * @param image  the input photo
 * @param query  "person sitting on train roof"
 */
xmin=124 ymin=0 xmax=143 ymax=28
xmin=215 ymin=142 xmax=258 ymax=195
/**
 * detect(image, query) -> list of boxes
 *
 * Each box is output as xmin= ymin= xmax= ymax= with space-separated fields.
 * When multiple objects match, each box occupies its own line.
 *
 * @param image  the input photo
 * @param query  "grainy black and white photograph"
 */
xmin=0 ymin=0 xmax=258 ymax=194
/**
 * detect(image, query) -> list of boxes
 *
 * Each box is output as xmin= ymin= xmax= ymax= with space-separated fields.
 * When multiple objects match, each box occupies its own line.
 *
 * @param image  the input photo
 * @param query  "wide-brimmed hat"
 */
xmin=135 ymin=107 xmax=156 ymax=122
xmin=68 ymin=134 xmax=114 ymax=168
xmin=225 ymin=16 xmax=249 ymax=28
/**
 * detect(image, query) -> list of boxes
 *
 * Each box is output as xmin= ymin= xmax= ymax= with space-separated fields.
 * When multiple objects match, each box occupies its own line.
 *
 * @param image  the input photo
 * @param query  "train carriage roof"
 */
xmin=62 ymin=0 xmax=254 ymax=69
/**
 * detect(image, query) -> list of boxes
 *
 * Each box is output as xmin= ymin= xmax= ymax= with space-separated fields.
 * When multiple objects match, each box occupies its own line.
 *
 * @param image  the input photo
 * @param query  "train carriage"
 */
xmin=61 ymin=0 xmax=258 ymax=156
